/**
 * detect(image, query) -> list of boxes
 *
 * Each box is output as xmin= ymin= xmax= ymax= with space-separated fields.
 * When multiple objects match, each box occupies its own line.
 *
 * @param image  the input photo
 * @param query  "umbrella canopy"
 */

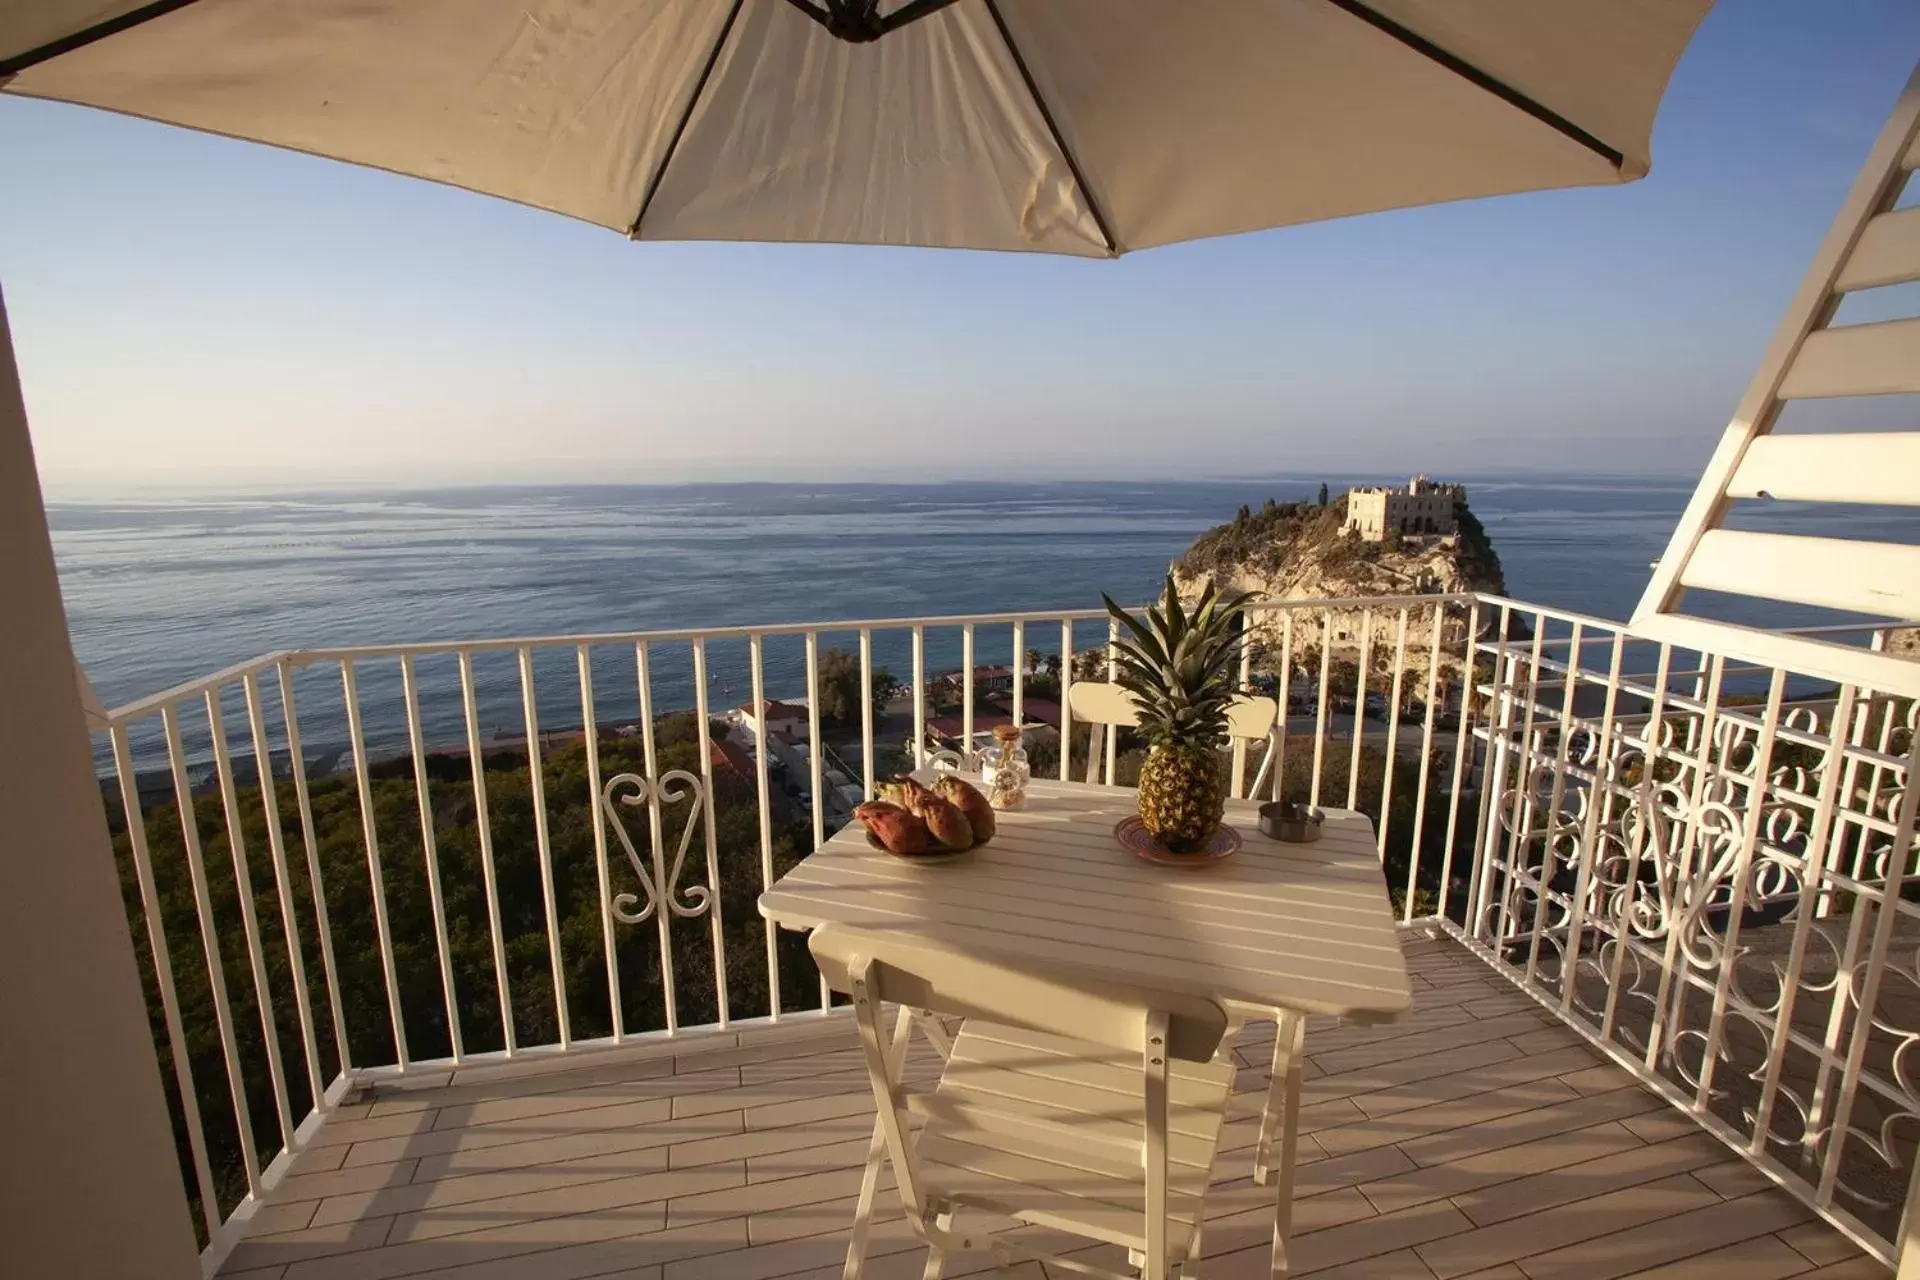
xmin=1 ymin=1 xmax=1708 ymax=255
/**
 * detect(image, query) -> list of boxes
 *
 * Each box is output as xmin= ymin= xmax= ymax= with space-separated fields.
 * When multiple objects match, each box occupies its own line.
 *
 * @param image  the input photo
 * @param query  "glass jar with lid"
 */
xmin=981 ymin=723 xmax=1031 ymax=810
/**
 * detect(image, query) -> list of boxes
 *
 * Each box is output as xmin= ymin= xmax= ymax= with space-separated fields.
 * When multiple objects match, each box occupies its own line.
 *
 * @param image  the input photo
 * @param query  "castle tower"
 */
xmin=1344 ymin=476 xmax=1463 ymax=541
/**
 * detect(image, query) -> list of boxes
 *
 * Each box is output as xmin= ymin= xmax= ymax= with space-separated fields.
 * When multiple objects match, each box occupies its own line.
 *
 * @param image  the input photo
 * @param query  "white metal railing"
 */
xmin=89 ymin=592 xmax=1917 ymax=1272
xmin=1453 ymin=598 xmax=1920 ymax=1266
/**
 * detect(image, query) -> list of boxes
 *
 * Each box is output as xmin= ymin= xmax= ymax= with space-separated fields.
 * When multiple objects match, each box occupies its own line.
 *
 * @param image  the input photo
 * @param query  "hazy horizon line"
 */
xmin=39 ymin=464 xmax=1707 ymax=502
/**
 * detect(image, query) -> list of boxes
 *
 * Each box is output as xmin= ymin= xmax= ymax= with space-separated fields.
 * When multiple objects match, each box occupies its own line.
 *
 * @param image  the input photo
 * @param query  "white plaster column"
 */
xmin=0 ymin=284 xmax=201 ymax=1276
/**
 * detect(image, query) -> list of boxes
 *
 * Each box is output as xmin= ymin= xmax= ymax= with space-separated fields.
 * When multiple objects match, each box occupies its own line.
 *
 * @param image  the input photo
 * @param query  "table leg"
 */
xmin=842 ymin=1116 xmax=887 ymax=1280
xmin=844 ymin=1006 xmax=965 ymax=1280
xmin=844 ymin=1005 xmax=918 ymax=1280
xmin=922 ymin=1208 xmax=953 ymax=1280
xmin=1181 ymin=1211 xmax=1209 ymax=1280
xmin=1267 ymin=1011 xmax=1307 ymax=1278
xmin=1251 ymin=1017 xmax=1285 ymax=1186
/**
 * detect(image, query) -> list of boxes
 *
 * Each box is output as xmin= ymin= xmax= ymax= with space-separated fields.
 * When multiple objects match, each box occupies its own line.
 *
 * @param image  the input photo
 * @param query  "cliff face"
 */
xmin=1176 ymin=494 xmax=1505 ymax=603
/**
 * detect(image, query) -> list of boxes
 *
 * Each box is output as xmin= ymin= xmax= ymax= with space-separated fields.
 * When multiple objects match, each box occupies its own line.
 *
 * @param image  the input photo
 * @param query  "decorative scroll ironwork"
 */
xmin=1474 ymin=674 xmax=1918 ymax=1229
xmin=598 ymin=770 xmax=711 ymax=926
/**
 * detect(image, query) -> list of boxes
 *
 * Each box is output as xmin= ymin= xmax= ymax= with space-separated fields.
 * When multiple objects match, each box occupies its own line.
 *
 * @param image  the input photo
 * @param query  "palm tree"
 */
xmin=1071 ymin=649 xmax=1108 ymax=683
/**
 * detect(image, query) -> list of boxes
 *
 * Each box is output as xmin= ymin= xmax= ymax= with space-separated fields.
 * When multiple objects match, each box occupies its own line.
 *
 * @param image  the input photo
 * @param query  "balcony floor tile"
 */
xmin=216 ymin=934 xmax=1885 ymax=1280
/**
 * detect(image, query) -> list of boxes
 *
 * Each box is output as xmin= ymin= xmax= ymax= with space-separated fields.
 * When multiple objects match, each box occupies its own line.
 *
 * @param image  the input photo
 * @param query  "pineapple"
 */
xmin=1101 ymin=576 xmax=1251 ymax=853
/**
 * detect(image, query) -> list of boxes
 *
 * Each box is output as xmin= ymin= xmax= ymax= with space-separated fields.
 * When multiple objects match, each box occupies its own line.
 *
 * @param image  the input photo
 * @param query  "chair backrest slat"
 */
xmin=1067 ymin=682 xmax=1280 ymax=791
xmin=1067 ymin=681 xmax=1141 ymax=728
xmin=1225 ymin=695 xmax=1278 ymax=741
xmin=1070 ymin=682 xmax=1277 ymax=744
xmin=809 ymin=926 xmax=1227 ymax=1063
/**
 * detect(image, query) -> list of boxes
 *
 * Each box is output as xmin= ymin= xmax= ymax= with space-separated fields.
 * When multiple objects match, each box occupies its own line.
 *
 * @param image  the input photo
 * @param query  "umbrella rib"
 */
xmin=628 ymin=0 xmax=747 ymax=240
xmin=982 ymin=0 xmax=1117 ymax=256
xmin=1318 ymin=0 xmax=1626 ymax=170
xmin=0 ymin=0 xmax=207 ymax=78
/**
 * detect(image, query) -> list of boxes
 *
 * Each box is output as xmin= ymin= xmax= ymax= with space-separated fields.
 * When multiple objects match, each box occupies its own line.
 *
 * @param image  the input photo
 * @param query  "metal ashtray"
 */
xmin=1259 ymin=802 xmax=1324 ymax=843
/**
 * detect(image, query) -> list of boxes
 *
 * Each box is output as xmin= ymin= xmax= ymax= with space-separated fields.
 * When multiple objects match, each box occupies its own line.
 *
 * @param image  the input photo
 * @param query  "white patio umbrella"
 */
xmin=1 ymin=0 xmax=1710 ymax=256
xmin=2 ymin=6 xmax=1725 ymax=1277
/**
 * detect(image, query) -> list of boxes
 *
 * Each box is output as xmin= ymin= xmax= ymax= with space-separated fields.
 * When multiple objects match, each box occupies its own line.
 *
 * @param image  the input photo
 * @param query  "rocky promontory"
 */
xmin=1173 ymin=487 xmax=1506 ymax=663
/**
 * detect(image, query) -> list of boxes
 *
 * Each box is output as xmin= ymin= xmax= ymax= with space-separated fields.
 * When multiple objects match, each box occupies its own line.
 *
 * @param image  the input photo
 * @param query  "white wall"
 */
xmin=0 ymin=288 xmax=201 ymax=1277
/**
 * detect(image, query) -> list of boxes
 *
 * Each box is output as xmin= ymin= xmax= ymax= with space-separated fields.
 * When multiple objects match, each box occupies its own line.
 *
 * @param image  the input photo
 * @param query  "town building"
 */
xmin=1344 ymin=475 xmax=1466 ymax=540
xmin=932 ymin=665 xmax=1017 ymax=696
xmin=737 ymin=698 xmax=808 ymax=739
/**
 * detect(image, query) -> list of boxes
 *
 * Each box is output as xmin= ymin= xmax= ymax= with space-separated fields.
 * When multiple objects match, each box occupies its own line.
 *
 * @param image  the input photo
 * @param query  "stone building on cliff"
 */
xmin=1345 ymin=475 xmax=1466 ymax=541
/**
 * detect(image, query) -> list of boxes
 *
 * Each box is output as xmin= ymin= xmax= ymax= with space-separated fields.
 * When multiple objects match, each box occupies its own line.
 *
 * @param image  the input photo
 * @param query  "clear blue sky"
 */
xmin=3 ymin=1 xmax=1917 ymax=490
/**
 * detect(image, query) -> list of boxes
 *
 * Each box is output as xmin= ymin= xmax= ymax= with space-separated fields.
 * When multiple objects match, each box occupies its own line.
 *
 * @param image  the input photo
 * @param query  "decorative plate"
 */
xmin=865 ymin=832 xmax=970 ymax=864
xmin=1114 ymin=816 xmax=1241 ymax=866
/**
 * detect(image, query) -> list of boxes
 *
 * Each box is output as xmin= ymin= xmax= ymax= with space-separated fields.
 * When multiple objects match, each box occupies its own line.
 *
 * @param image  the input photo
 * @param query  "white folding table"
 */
xmin=758 ymin=777 xmax=1413 ymax=1274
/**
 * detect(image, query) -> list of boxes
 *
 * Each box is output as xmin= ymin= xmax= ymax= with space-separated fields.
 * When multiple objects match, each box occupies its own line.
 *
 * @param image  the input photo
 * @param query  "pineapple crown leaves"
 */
xmin=1098 ymin=576 xmax=1254 ymax=746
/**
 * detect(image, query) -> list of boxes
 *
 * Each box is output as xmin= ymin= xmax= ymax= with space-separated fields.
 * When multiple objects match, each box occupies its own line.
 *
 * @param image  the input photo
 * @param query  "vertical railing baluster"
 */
xmin=1104 ymin=617 xmax=1119 ymax=785
xmin=637 ymin=641 xmax=676 ymax=1035
xmin=1816 ymin=731 xmax=1920 ymax=1206
xmin=341 ymin=659 xmax=409 ymax=1069
xmin=805 ymin=632 xmax=829 ymax=1011
xmin=1348 ymin=611 xmax=1372 ymax=812
xmin=1059 ymin=620 xmax=1075 ymax=782
xmin=1435 ymin=600 xmax=1483 ymax=923
xmin=206 ymin=688 xmax=294 ymax=1149
xmin=1272 ymin=611 xmax=1296 ymax=803
xmin=1465 ymin=604 xmax=1515 ymax=943
xmin=1817 ymin=688 xmax=1880 ymax=920
xmin=162 ymin=703 xmax=261 ymax=1193
xmin=243 ymin=670 xmax=323 ymax=1108
xmin=911 ymin=626 xmax=927 ymax=768
xmin=691 ymin=641 xmax=730 ymax=1028
xmin=749 ymin=634 xmax=781 ymax=1019
xmin=806 ymin=632 xmax=827 ymax=855
xmin=458 ymin=650 xmax=514 ymax=1054
xmin=1403 ymin=605 xmax=1443 ymax=922
xmin=1556 ymin=630 xmax=1626 ymax=1006
xmin=1805 ymin=838 xmax=1879 ymax=1188
xmin=1310 ymin=614 xmax=1332 ymax=809
xmin=860 ymin=628 xmax=876 ymax=797
xmin=1519 ymin=618 xmax=1582 ymax=989
xmin=1695 ymin=668 xmax=1787 ymax=1107
xmin=1492 ymin=614 xmax=1547 ymax=949
xmin=1802 ymin=670 xmax=1900 ymax=1189
xmin=961 ymin=624 xmax=975 ymax=765
xmin=579 ymin=646 xmax=624 ymax=1042
xmin=1012 ymin=619 xmax=1025 ymax=733
xmin=1859 ymin=693 xmax=1901 ymax=880
xmin=1377 ymin=609 xmax=1409 ymax=869
xmin=277 ymin=665 xmax=349 ymax=1072
xmin=1683 ymin=650 xmax=1709 ymax=758
xmin=1748 ymin=683 xmax=1857 ymax=1157
xmin=691 ymin=640 xmax=733 ymax=1028
xmin=1642 ymin=649 xmax=1725 ymax=1074
xmin=1827 ymin=695 xmax=1878 ymax=913
xmin=400 ymin=655 xmax=462 ymax=1062
xmin=111 ymin=724 xmax=221 ymax=1238
xmin=1231 ymin=616 xmax=1254 ymax=800
xmin=1599 ymin=642 xmax=1675 ymax=1043
xmin=517 ymin=646 xmax=570 ymax=1051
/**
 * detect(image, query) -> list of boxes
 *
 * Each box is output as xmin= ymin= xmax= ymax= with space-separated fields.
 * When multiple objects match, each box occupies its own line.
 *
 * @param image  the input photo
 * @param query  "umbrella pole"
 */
xmin=0 ymin=283 xmax=201 ymax=1277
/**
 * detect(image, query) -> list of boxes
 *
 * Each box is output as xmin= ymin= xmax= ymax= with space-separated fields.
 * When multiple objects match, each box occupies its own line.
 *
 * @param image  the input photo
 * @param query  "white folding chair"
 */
xmin=1063 ymin=683 xmax=1307 ymax=1246
xmin=1066 ymin=682 xmax=1280 ymax=799
xmin=1224 ymin=694 xmax=1282 ymax=801
xmin=1066 ymin=680 xmax=1141 ymax=786
xmin=811 ymin=926 xmax=1237 ymax=1280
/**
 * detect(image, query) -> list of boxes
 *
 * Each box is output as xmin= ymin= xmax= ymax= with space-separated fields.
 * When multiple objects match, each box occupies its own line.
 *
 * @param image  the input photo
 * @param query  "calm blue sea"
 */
xmin=48 ymin=476 xmax=1917 ymax=767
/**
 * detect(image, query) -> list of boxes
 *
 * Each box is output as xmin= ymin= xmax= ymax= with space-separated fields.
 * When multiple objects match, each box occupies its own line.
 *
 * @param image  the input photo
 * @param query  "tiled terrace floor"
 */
xmin=219 ymin=934 xmax=1888 ymax=1280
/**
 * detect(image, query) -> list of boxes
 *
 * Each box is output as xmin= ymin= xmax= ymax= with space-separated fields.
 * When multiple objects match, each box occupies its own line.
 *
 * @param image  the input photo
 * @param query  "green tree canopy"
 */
xmin=816 ymin=648 xmax=898 ymax=726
